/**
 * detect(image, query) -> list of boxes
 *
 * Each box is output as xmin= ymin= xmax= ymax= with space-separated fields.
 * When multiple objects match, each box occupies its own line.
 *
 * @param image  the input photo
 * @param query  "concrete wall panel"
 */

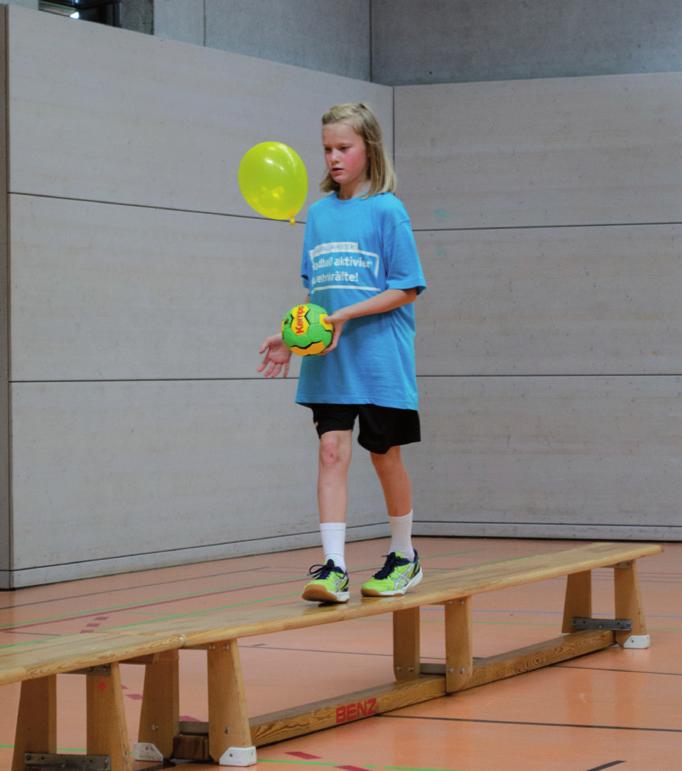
xmin=4 ymin=6 xmax=394 ymax=585
xmin=372 ymin=0 xmax=682 ymax=85
xmin=398 ymin=69 xmax=682 ymax=542
xmin=153 ymin=0 xmax=203 ymax=44
xmin=8 ymin=6 xmax=391 ymax=215
xmin=414 ymin=224 xmax=682 ymax=376
xmin=10 ymin=379 xmax=388 ymax=586
xmin=410 ymin=376 xmax=682 ymax=541
xmin=10 ymin=195 xmax=306 ymax=381
xmin=396 ymin=73 xmax=682 ymax=229
xmin=205 ymin=0 xmax=370 ymax=81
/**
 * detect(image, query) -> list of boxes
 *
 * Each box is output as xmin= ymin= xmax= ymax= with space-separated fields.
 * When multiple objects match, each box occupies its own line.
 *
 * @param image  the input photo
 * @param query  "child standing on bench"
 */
xmin=258 ymin=102 xmax=426 ymax=603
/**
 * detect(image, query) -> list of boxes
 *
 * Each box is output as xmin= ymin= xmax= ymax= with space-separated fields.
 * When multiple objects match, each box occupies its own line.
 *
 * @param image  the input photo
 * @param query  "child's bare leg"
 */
xmin=371 ymin=446 xmax=412 ymax=517
xmin=314 ymin=429 xmax=353 ymax=571
xmin=318 ymin=430 xmax=353 ymax=523
xmin=371 ymin=446 xmax=415 ymax=559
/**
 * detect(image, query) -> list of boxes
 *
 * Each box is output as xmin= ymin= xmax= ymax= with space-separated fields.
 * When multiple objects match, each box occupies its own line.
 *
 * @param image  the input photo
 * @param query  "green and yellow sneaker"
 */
xmin=302 ymin=559 xmax=350 ymax=603
xmin=361 ymin=551 xmax=423 ymax=597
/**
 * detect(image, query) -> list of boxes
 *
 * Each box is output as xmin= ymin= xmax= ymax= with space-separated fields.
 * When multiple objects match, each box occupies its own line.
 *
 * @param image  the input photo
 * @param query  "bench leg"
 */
xmin=135 ymin=649 xmax=180 ymax=762
xmin=207 ymin=640 xmax=256 ymax=766
xmin=11 ymin=676 xmax=57 ymax=771
xmin=393 ymin=608 xmax=420 ymax=681
xmin=562 ymin=570 xmax=592 ymax=633
xmin=86 ymin=663 xmax=132 ymax=771
xmin=614 ymin=561 xmax=650 ymax=648
xmin=444 ymin=597 xmax=473 ymax=692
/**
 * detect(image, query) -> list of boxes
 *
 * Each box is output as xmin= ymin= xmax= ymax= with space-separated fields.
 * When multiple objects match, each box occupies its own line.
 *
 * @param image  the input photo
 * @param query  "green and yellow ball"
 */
xmin=281 ymin=303 xmax=333 ymax=356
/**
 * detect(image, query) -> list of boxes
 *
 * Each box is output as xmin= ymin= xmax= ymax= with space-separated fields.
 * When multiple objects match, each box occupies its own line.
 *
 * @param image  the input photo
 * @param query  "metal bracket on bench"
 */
xmin=25 ymin=753 xmax=110 ymax=770
xmin=572 ymin=617 xmax=632 ymax=632
xmin=69 ymin=664 xmax=112 ymax=676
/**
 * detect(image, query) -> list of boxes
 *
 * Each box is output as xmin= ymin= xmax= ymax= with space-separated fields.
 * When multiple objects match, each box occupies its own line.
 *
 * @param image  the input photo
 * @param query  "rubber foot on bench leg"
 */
xmin=623 ymin=634 xmax=651 ymax=649
xmin=133 ymin=742 xmax=164 ymax=762
xmin=219 ymin=746 xmax=257 ymax=767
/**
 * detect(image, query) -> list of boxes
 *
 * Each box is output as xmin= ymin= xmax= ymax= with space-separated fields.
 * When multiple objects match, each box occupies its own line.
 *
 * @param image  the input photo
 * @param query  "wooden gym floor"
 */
xmin=1 ymin=536 xmax=680 ymax=771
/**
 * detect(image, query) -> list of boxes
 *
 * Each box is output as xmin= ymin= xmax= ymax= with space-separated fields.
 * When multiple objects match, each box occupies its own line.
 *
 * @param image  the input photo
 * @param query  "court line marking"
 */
xmin=2 ymin=550 xmax=673 ymax=626
xmin=379 ymin=714 xmax=682 ymax=734
xmin=0 ymin=553 xmax=494 ymax=614
xmin=0 ymin=547 xmax=490 ymax=631
xmin=558 ymin=664 xmax=682 ymax=677
xmin=8 ymin=541 xmax=620 ymax=618
xmin=1 ymin=547 xmax=676 ymax=637
xmin=2 ymin=595 xmax=679 ymax=642
xmin=0 ymin=591 xmax=299 ymax=648
xmin=0 ymin=754 xmax=466 ymax=771
xmin=241 ymin=642 xmax=442 ymax=661
xmin=0 ymin=564 xmax=273 ymax=611
xmin=242 ymin=644 xmax=682 ymax=676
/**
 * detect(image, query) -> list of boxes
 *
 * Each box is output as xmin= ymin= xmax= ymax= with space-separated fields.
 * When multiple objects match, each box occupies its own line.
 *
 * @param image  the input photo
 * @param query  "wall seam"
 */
xmin=368 ymin=0 xmax=373 ymax=82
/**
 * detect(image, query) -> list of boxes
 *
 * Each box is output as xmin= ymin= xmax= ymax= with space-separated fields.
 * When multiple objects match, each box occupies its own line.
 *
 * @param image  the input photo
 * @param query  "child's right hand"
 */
xmin=258 ymin=334 xmax=292 ymax=378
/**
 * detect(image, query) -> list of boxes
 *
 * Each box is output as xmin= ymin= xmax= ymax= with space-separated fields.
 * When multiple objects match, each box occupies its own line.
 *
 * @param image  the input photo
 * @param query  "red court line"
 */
xmin=287 ymin=751 xmax=322 ymax=759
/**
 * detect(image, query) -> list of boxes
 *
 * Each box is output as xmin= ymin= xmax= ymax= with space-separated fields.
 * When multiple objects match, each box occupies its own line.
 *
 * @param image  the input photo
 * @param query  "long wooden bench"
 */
xmin=0 ymin=541 xmax=662 ymax=769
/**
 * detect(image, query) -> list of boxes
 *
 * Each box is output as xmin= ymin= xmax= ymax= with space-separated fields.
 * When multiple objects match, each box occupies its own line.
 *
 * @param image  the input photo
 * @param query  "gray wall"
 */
xmin=1 ymin=5 xmax=680 ymax=587
xmin=153 ymin=0 xmax=371 ymax=80
xmin=2 ymin=5 xmax=392 ymax=587
xmin=396 ymin=73 xmax=682 ymax=540
xmin=121 ymin=0 xmax=152 ymax=34
xmin=143 ymin=1 xmax=682 ymax=85
xmin=372 ymin=0 xmax=682 ymax=85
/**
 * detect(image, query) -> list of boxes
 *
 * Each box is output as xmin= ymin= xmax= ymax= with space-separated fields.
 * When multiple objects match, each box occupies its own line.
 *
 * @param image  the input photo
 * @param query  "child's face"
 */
xmin=322 ymin=121 xmax=368 ymax=198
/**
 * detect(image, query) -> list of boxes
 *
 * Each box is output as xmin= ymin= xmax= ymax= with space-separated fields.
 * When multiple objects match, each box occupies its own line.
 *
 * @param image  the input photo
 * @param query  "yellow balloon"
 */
xmin=238 ymin=141 xmax=308 ymax=224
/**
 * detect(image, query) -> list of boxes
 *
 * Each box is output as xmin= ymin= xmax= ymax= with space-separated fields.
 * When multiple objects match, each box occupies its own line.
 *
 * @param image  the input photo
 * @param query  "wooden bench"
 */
xmin=0 ymin=541 xmax=662 ymax=769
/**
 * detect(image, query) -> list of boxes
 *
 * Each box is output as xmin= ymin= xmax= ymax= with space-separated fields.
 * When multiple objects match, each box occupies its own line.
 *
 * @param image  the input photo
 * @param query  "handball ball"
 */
xmin=281 ymin=303 xmax=333 ymax=356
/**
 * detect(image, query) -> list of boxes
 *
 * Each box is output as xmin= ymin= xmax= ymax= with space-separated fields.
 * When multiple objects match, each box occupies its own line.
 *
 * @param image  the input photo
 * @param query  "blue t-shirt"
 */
xmin=295 ymin=192 xmax=426 ymax=410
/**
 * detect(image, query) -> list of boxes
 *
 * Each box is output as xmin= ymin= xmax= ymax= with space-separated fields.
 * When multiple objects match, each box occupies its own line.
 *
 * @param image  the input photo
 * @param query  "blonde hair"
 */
xmin=320 ymin=102 xmax=397 ymax=196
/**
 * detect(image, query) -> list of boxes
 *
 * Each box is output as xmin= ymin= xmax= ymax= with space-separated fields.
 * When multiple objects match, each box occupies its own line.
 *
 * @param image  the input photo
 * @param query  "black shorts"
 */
xmin=306 ymin=403 xmax=421 ymax=454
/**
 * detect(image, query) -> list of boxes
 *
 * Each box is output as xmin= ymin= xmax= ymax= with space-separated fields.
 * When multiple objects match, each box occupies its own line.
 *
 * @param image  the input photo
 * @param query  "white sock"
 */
xmin=320 ymin=522 xmax=346 ymax=571
xmin=389 ymin=510 xmax=415 ymax=560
